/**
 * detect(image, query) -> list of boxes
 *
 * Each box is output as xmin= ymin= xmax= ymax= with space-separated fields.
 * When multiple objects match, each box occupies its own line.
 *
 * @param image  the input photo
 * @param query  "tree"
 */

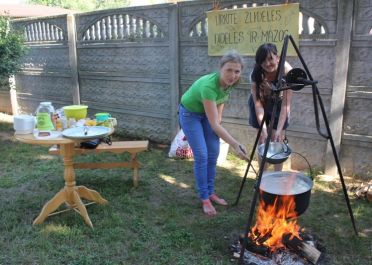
xmin=0 ymin=15 xmax=27 ymax=86
xmin=26 ymin=0 xmax=130 ymax=12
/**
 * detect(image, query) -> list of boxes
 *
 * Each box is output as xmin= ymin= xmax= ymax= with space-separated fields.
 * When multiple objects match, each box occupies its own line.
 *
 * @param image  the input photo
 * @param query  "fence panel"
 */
xmin=75 ymin=5 xmax=178 ymax=142
xmin=341 ymin=0 xmax=372 ymax=176
xmin=11 ymin=15 xmax=74 ymax=114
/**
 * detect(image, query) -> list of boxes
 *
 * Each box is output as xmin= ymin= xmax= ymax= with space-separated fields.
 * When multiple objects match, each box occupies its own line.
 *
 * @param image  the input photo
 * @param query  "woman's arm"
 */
xmin=203 ymin=100 xmax=248 ymax=160
xmin=251 ymin=82 xmax=268 ymax=143
xmin=217 ymin=103 xmax=224 ymax=124
xmin=275 ymin=89 xmax=292 ymax=141
xmin=274 ymin=61 xmax=293 ymax=141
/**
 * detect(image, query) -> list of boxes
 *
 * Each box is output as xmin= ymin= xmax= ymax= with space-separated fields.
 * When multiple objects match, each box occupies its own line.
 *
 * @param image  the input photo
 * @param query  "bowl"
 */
xmin=63 ymin=105 xmax=88 ymax=120
xmin=13 ymin=115 xmax=36 ymax=134
xmin=257 ymin=142 xmax=291 ymax=164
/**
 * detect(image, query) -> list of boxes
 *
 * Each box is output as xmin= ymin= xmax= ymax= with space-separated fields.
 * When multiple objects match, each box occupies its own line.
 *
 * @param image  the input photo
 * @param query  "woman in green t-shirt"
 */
xmin=179 ymin=50 xmax=249 ymax=216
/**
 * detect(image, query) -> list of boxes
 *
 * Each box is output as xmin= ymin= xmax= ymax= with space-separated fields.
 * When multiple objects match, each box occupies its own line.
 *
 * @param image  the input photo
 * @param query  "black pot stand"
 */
xmin=235 ymin=35 xmax=358 ymax=265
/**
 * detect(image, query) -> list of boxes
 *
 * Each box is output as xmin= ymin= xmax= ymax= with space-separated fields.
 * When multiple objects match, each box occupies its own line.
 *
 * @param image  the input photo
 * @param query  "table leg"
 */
xmin=33 ymin=142 xmax=107 ymax=227
xmin=131 ymin=153 xmax=140 ymax=187
xmin=33 ymin=189 xmax=67 ymax=225
xmin=72 ymin=189 xmax=93 ymax=228
xmin=76 ymin=186 xmax=108 ymax=204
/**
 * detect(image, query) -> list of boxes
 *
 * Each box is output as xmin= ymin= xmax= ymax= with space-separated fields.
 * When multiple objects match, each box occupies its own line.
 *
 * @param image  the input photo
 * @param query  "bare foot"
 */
xmin=209 ymin=194 xmax=228 ymax=206
xmin=202 ymin=199 xmax=217 ymax=216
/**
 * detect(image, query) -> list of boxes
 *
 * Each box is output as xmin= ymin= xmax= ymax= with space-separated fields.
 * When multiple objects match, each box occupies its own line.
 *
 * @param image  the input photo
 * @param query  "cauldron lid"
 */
xmin=260 ymin=171 xmax=313 ymax=195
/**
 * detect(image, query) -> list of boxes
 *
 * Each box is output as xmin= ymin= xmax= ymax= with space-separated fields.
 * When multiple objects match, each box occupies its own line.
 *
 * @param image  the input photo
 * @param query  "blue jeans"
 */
xmin=178 ymin=105 xmax=220 ymax=200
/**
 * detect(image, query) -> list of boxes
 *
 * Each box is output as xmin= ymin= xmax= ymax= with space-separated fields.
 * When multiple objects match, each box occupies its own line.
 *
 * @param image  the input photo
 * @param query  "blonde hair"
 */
xmin=219 ymin=49 xmax=244 ymax=70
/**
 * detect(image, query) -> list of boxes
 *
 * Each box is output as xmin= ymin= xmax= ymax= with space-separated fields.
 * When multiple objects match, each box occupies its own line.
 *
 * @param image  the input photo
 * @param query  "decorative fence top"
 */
xmin=24 ymin=21 xmax=64 ymax=43
xmin=81 ymin=13 xmax=165 ymax=42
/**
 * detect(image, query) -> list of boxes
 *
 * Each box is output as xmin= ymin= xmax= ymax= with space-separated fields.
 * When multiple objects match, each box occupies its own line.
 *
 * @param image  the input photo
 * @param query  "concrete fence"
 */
xmin=5 ymin=0 xmax=372 ymax=178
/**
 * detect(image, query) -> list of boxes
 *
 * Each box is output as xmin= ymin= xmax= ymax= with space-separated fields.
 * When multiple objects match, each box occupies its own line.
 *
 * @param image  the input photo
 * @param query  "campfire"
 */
xmin=233 ymin=193 xmax=323 ymax=265
xmin=250 ymin=194 xmax=302 ymax=251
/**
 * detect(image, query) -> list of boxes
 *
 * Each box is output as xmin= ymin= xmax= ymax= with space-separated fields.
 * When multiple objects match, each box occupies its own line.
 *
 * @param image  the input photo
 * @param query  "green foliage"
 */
xmin=27 ymin=0 xmax=130 ymax=12
xmin=0 ymin=15 xmax=27 ymax=83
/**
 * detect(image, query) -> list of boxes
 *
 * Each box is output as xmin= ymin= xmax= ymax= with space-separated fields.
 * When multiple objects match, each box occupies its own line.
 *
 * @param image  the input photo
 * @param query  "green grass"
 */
xmin=0 ymin=122 xmax=371 ymax=265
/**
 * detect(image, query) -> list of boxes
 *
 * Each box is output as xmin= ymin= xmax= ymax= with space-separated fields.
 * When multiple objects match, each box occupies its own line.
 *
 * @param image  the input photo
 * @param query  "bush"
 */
xmin=0 ymin=15 xmax=27 ymax=86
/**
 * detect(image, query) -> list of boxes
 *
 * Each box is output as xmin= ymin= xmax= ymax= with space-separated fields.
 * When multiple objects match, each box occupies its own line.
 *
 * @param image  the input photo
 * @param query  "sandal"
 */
xmin=209 ymin=194 xmax=228 ymax=206
xmin=202 ymin=199 xmax=217 ymax=216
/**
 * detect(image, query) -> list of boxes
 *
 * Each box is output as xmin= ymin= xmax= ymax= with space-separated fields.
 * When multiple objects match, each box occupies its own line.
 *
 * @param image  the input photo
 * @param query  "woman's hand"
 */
xmin=259 ymin=128 xmax=268 ymax=144
xmin=274 ymin=129 xmax=283 ymax=142
xmin=233 ymin=143 xmax=249 ymax=161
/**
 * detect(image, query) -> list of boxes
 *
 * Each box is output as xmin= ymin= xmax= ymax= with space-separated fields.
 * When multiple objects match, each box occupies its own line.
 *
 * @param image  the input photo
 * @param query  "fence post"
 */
xmin=67 ymin=14 xmax=80 ymax=104
xmin=325 ymin=0 xmax=354 ymax=176
xmin=169 ymin=4 xmax=180 ymax=139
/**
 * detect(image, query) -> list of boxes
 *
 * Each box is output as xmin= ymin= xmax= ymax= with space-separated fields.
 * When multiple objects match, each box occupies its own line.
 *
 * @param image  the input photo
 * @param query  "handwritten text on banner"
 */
xmin=207 ymin=3 xmax=299 ymax=56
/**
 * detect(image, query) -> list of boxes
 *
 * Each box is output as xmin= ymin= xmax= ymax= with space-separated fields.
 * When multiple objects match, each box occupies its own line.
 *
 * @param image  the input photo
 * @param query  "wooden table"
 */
xmin=49 ymin=140 xmax=149 ymax=187
xmin=15 ymin=133 xmax=108 ymax=227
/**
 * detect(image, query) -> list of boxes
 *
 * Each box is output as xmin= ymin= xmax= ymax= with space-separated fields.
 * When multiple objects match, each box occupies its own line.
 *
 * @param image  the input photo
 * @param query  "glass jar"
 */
xmin=36 ymin=102 xmax=55 ymax=131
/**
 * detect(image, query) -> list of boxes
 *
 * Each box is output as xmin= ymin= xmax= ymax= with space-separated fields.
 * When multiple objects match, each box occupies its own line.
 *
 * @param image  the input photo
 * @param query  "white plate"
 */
xmin=62 ymin=126 xmax=110 ymax=139
xmin=33 ymin=130 xmax=62 ymax=139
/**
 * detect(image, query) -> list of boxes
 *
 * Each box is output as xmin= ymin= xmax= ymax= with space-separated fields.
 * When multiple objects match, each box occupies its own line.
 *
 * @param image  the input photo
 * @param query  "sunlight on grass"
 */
xmin=42 ymin=224 xmax=74 ymax=235
xmin=38 ymin=154 xmax=56 ymax=160
xmin=313 ymin=182 xmax=337 ymax=193
xmin=160 ymin=174 xmax=191 ymax=189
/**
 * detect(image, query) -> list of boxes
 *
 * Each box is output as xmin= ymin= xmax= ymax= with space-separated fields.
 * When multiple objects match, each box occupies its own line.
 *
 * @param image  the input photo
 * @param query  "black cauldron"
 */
xmin=259 ymin=171 xmax=313 ymax=218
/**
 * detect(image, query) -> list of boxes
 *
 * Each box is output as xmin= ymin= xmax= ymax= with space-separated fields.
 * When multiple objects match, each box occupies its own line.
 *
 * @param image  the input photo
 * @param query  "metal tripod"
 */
xmin=236 ymin=35 xmax=358 ymax=264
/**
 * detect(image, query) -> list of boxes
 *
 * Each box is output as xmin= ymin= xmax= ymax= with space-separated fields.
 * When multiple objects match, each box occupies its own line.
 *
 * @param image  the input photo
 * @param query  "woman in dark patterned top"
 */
xmin=248 ymin=43 xmax=293 ymax=171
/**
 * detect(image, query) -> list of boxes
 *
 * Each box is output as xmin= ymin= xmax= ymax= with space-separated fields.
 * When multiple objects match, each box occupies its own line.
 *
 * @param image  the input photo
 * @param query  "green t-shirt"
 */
xmin=181 ymin=72 xmax=234 ymax=113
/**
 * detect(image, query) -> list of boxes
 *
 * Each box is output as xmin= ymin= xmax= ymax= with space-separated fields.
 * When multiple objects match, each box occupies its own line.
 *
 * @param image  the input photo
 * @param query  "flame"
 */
xmin=249 ymin=194 xmax=302 ymax=251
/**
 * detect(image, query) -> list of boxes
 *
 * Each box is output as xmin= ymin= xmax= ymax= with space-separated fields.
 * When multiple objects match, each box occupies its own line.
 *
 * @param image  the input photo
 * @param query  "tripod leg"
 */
xmin=289 ymin=35 xmax=358 ymax=235
xmin=234 ymin=112 xmax=266 ymax=206
xmin=315 ymin=88 xmax=358 ymax=235
xmin=239 ymin=92 xmax=282 ymax=264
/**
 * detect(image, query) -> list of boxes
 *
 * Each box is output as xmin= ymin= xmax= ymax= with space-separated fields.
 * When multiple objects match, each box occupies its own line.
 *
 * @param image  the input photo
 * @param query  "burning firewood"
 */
xmin=239 ymin=234 xmax=271 ymax=257
xmin=282 ymin=233 xmax=321 ymax=265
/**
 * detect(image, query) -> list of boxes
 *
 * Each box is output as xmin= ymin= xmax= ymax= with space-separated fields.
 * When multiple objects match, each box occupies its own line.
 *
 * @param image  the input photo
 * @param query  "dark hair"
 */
xmin=251 ymin=43 xmax=278 ymax=104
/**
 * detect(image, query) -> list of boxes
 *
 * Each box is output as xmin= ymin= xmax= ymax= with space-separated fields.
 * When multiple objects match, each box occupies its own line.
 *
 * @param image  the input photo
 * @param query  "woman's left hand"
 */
xmin=274 ymin=130 xmax=283 ymax=142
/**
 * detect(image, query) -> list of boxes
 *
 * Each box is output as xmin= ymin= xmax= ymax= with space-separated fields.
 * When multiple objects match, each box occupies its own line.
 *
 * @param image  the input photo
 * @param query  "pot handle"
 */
xmin=290 ymin=151 xmax=314 ymax=180
xmin=283 ymin=138 xmax=314 ymax=179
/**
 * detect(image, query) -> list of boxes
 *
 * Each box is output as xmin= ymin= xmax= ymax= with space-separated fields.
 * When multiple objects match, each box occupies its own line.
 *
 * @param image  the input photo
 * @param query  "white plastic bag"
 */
xmin=168 ymin=129 xmax=193 ymax=159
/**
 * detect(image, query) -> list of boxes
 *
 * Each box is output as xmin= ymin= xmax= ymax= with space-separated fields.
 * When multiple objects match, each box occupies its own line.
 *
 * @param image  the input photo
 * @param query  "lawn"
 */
xmin=0 ymin=121 xmax=371 ymax=265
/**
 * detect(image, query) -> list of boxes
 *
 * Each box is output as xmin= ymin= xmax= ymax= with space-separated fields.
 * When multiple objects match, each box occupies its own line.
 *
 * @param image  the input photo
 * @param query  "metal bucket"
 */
xmin=257 ymin=142 xmax=292 ymax=164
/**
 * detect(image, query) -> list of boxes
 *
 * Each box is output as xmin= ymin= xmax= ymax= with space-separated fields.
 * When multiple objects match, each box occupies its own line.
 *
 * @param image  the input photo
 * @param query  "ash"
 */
xmin=229 ymin=232 xmax=329 ymax=265
xmin=229 ymin=244 xmax=310 ymax=265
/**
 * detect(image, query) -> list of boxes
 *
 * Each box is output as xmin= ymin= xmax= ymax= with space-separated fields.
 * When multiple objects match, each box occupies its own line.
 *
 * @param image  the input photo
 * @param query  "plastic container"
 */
xmin=217 ymin=139 xmax=229 ymax=165
xmin=36 ymin=102 xmax=55 ymax=131
xmin=95 ymin=112 xmax=111 ymax=122
xmin=63 ymin=105 xmax=88 ymax=120
xmin=13 ymin=115 xmax=36 ymax=134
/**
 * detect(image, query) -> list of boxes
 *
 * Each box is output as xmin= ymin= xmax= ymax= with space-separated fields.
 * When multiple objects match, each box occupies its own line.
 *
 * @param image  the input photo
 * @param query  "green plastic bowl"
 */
xmin=63 ymin=105 xmax=88 ymax=120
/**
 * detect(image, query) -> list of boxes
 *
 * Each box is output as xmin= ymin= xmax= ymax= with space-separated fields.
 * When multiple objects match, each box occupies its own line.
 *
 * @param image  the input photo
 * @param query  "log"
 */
xmin=239 ymin=234 xmax=271 ymax=257
xmin=283 ymin=233 xmax=321 ymax=265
